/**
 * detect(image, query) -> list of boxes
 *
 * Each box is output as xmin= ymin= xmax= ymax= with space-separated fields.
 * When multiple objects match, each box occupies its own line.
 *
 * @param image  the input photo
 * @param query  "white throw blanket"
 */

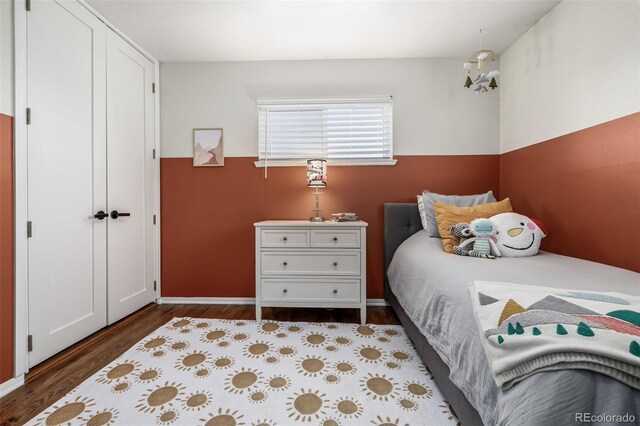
xmin=469 ymin=281 xmax=640 ymax=390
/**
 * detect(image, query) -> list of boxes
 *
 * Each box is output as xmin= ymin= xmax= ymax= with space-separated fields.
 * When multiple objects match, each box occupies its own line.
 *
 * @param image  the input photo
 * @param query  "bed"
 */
xmin=383 ymin=203 xmax=640 ymax=426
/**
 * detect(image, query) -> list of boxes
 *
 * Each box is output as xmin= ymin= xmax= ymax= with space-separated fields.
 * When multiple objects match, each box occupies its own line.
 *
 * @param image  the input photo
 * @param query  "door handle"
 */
xmin=110 ymin=210 xmax=131 ymax=219
xmin=94 ymin=211 xmax=108 ymax=220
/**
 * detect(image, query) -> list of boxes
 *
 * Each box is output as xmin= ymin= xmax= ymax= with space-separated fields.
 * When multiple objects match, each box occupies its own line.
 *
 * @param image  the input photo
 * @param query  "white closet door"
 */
xmin=106 ymin=29 xmax=156 ymax=324
xmin=27 ymin=0 xmax=107 ymax=367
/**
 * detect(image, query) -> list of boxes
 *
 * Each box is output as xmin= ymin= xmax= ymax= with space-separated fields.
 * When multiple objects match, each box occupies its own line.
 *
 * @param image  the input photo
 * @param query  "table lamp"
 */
xmin=307 ymin=159 xmax=327 ymax=222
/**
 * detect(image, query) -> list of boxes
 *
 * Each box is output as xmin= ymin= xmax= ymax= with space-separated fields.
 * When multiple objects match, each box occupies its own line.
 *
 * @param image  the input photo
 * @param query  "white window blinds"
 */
xmin=257 ymin=97 xmax=393 ymax=165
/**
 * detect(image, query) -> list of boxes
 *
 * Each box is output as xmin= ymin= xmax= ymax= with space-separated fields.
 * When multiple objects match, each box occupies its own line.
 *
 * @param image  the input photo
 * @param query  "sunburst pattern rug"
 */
xmin=27 ymin=318 xmax=459 ymax=426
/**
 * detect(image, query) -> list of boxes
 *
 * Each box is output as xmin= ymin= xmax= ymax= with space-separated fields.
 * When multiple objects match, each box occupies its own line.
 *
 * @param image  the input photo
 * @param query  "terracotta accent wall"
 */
xmin=0 ymin=113 xmax=14 ymax=384
xmin=161 ymin=155 xmax=500 ymax=299
xmin=501 ymin=112 xmax=640 ymax=273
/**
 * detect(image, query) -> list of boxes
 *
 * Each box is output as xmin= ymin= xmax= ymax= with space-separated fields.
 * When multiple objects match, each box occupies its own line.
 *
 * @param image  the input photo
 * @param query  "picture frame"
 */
xmin=193 ymin=128 xmax=224 ymax=167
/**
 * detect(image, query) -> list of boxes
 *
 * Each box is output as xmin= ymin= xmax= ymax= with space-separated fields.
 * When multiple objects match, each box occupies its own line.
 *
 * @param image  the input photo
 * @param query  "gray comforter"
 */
xmin=387 ymin=233 xmax=640 ymax=426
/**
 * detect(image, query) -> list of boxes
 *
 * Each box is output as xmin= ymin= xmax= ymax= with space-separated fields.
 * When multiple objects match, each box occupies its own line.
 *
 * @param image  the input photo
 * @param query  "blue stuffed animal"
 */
xmin=454 ymin=218 xmax=501 ymax=259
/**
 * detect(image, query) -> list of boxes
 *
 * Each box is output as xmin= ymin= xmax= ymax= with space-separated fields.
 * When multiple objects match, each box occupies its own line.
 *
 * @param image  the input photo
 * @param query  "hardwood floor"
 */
xmin=0 ymin=303 xmax=399 ymax=425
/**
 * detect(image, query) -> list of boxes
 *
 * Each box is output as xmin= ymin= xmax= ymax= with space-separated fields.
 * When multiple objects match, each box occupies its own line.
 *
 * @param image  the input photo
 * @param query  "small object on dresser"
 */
xmin=331 ymin=212 xmax=360 ymax=222
xmin=307 ymin=159 xmax=328 ymax=222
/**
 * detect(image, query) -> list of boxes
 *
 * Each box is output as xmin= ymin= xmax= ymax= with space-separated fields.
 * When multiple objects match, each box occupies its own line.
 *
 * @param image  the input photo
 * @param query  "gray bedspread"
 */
xmin=387 ymin=232 xmax=640 ymax=426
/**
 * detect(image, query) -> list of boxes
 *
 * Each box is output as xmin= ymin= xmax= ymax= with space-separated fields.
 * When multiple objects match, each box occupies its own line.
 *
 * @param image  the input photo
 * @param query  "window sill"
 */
xmin=254 ymin=159 xmax=397 ymax=168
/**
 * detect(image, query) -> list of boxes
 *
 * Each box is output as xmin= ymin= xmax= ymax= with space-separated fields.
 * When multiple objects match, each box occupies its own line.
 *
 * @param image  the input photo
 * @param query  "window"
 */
xmin=256 ymin=97 xmax=395 ymax=166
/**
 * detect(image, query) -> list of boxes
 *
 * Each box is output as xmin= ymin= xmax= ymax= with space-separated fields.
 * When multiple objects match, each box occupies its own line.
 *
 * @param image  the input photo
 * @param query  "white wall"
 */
xmin=500 ymin=0 xmax=640 ymax=153
xmin=161 ymin=58 xmax=499 ymax=158
xmin=0 ymin=0 xmax=14 ymax=116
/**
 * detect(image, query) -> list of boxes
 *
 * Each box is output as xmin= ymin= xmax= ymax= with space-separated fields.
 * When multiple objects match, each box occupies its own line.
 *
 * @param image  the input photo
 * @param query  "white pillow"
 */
xmin=417 ymin=195 xmax=429 ymax=234
xmin=490 ymin=212 xmax=547 ymax=257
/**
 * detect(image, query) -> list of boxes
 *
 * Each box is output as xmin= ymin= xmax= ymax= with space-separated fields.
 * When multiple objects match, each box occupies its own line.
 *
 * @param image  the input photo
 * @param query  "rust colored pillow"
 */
xmin=434 ymin=198 xmax=513 ymax=253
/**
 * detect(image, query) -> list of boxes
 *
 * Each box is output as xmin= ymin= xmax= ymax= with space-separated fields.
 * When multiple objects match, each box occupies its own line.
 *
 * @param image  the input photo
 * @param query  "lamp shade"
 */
xmin=306 ymin=159 xmax=327 ymax=187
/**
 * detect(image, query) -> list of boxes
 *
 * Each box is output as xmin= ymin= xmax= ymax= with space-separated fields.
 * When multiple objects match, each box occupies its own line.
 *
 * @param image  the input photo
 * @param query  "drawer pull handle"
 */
xmin=283 ymin=289 xmax=288 ymax=294
xmin=332 ymin=262 xmax=338 ymax=267
xmin=283 ymin=262 xmax=288 ymax=266
xmin=333 ymin=237 xmax=338 ymax=242
xmin=333 ymin=289 xmax=338 ymax=294
xmin=283 ymin=237 xmax=288 ymax=241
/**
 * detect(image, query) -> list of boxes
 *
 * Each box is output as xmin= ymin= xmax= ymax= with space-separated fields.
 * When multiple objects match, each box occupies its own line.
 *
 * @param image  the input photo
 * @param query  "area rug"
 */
xmin=27 ymin=318 xmax=460 ymax=425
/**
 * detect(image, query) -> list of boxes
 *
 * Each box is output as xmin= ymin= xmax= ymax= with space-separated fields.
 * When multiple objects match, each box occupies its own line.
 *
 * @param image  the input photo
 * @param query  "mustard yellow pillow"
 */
xmin=434 ymin=198 xmax=513 ymax=253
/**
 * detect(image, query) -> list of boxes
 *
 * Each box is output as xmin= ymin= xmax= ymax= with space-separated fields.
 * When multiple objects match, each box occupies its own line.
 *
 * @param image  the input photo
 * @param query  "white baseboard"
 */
xmin=366 ymin=298 xmax=390 ymax=306
xmin=0 ymin=375 xmax=24 ymax=398
xmin=158 ymin=297 xmax=255 ymax=305
xmin=158 ymin=297 xmax=389 ymax=307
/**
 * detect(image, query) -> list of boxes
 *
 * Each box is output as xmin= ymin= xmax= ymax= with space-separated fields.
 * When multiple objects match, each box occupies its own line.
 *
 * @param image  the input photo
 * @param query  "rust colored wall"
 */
xmin=0 ymin=114 xmax=14 ymax=384
xmin=501 ymin=112 xmax=640 ymax=272
xmin=161 ymin=155 xmax=500 ymax=299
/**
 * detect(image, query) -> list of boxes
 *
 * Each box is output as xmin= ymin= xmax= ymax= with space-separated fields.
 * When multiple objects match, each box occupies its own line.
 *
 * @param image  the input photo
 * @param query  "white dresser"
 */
xmin=254 ymin=220 xmax=368 ymax=324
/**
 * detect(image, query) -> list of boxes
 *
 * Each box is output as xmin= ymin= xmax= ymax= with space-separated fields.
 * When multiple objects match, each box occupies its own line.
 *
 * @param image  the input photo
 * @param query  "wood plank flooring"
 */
xmin=0 ymin=304 xmax=399 ymax=425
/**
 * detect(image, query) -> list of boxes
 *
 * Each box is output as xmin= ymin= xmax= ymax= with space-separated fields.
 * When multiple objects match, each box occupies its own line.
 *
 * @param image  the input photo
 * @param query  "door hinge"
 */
xmin=27 ymin=221 xmax=32 ymax=238
xmin=153 ymin=281 xmax=157 ymax=291
xmin=26 ymin=0 xmax=31 ymax=11
xmin=152 ymin=149 xmax=156 ymax=159
xmin=26 ymin=108 xmax=31 ymax=125
xmin=153 ymin=214 xmax=156 ymax=225
xmin=28 ymin=335 xmax=33 ymax=352
xmin=152 ymin=83 xmax=156 ymax=94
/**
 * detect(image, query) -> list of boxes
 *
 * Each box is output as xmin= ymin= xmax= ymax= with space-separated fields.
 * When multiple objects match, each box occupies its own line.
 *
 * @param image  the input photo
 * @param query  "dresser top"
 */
xmin=255 ymin=220 xmax=368 ymax=227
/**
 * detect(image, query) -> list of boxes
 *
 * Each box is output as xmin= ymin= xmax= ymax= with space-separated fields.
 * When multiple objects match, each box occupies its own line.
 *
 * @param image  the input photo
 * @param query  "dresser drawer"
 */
xmin=261 ymin=251 xmax=360 ymax=275
xmin=261 ymin=278 xmax=360 ymax=303
xmin=310 ymin=229 xmax=360 ymax=248
xmin=261 ymin=229 xmax=310 ymax=248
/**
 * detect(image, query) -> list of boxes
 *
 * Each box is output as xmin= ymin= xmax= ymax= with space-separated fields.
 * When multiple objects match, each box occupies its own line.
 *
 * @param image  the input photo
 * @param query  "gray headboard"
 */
xmin=383 ymin=203 xmax=423 ymax=274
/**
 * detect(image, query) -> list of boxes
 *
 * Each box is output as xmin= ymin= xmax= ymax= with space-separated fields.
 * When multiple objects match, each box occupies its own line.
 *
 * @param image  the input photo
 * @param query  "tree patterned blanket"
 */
xmin=469 ymin=281 xmax=640 ymax=390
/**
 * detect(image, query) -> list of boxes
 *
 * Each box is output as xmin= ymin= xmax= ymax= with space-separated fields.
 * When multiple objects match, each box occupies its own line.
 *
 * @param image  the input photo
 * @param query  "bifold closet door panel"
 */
xmin=27 ymin=0 xmax=107 ymax=367
xmin=106 ymin=29 xmax=155 ymax=324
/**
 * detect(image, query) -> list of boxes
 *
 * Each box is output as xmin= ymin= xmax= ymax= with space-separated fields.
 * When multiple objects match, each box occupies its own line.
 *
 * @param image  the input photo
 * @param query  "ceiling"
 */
xmin=87 ymin=0 xmax=560 ymax=62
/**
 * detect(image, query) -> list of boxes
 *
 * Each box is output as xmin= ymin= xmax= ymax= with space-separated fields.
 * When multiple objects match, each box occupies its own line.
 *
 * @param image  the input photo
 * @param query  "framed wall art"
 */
xmin=193 ymin=128 xmax=224 ymax=167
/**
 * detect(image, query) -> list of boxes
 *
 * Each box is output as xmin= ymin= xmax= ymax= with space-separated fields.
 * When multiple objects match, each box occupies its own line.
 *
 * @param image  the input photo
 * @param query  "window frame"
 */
xmin=255 ymin=96 xmax=397 ymax=167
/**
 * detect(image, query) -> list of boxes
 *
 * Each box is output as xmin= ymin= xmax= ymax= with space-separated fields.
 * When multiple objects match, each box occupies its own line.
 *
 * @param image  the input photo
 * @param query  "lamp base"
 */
xmin=309 ymin=216 xmax=326 ymax=223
